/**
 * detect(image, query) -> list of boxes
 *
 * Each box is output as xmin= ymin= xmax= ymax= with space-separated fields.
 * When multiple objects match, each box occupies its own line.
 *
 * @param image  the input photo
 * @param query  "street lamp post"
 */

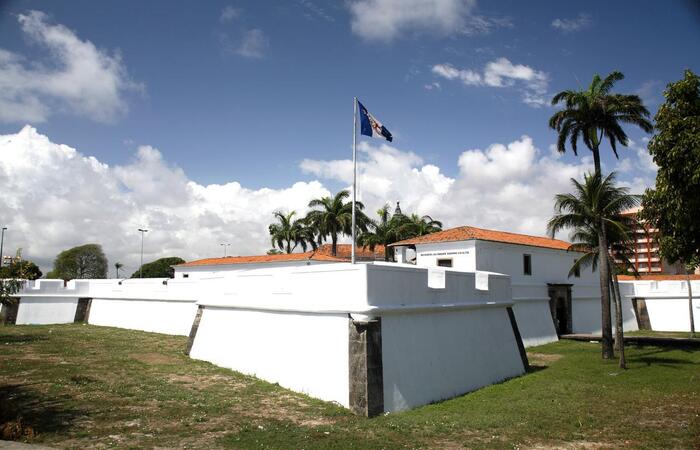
xmin=138 ymin=228 xmax=148 ymax=278
xmin=0 ymin=227 xmax=6 ymax=268
xmin=220 ymin=243 xmax=231 ymax=257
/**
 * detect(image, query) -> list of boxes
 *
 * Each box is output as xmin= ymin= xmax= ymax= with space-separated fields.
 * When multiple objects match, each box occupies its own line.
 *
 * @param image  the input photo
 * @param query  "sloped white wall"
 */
xmin=15 ymin=297 xmax=79 ymax=325
xmin=620 ymin=279 xmax=700 ymax=332
xmin=381 ymin=306 xmax=524 ymax=413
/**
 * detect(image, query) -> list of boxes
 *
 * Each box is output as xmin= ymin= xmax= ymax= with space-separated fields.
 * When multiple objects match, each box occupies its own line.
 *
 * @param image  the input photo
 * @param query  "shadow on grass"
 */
xmin=0 ymin=333 xmax=49 ymax=344
xmin=526 ymin=364 xmax=548 ymax=374
xmin=0 ymin=383 xmax=85 ymax=441
xmin=628 ymin=345 xmax=699 ymax=367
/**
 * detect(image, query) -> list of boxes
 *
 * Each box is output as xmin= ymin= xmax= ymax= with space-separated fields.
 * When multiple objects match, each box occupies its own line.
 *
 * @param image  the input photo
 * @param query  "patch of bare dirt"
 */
xmin=129 ymin=353 xmax=179 ymax=365
xmin=527 ymin=441 xmax=622 ymax=449
xmin=528 ymin=353 xmax=563 ymax=365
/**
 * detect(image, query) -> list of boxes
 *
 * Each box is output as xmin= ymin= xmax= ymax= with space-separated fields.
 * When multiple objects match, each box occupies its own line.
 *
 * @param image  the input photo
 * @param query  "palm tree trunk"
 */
xmin=687 ymin=267 xmax=696 ymax=338
xmin=332 ymin=235 xmax=338 ymax=257
xmin=598 ymin=225 xmax=615 ymax=359
xmin=609 ymin=255 xmax=626 ymax=369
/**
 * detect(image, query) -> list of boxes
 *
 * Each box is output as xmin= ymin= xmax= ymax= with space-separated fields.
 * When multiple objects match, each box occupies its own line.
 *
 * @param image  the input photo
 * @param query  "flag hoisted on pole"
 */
xmin=351 ymin=98 xmax=393 ymax=264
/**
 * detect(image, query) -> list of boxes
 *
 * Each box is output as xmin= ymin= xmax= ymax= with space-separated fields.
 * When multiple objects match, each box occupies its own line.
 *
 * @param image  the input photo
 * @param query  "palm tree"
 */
xmin=549 ymin=71 xmax=652 ymax=359
xmin=548 ymin=172 xmax=639 ymax=367
xmin=115 ymin=262 xmax=124 ymax=278
xmin=268 ymin=211 xmax=317 ymax=254
xmin=398 ymin=214 xmax=443 ymax=238
xmin=358 ymin=205 xmax=403 ymax=261
xmin=305 ymin=190 xmax=368 ymax=256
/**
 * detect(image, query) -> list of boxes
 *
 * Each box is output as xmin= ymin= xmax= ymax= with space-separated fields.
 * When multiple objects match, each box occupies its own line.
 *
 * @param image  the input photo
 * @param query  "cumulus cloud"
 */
xmin=0 ymin=10 xmax=141 ymax=124
xmin=0 ymin=126 xmax=329 ymax=274
xmin=0 ymin=127 xmax=656 ymax=274
xmin=551 ymin=14 xmax=592 ymax=33
xmin=237 ymin=29 xmax=269 ymax=58
xmin=348 ymin=0 xmax=509 ymax=41
xmin=220 ymin=5 xmax=241 ymax=23
xmin=432 ymin=58 xmax=549 ymax=107
xmin=301 ymin=136 xmax=657 ymax=240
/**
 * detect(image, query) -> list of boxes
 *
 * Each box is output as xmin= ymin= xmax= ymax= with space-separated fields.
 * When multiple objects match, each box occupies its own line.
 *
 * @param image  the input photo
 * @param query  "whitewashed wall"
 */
xmin=190 ymin=263 xmax=525 ymax=413
xmin=405 ymin=239 xmax=603 ymax=345
xmin=190 ymin=309 xmax=350 ymax=406
xmin=87 ymin=278 xmax=199 ymax=335
xmin=173 ymin=260 xmax=326 ymax=280
xmin=620 ymin=279 xmax=700 ymax=332
xmin=13 ymin=280 xmax=91 ymax=325
xmin=382 ymin=305 xmax=523 ymax=412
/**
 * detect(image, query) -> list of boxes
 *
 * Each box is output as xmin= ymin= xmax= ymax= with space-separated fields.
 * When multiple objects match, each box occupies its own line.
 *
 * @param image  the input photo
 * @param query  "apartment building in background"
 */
xmin=617 ymin=207 xmax=685 ymax=275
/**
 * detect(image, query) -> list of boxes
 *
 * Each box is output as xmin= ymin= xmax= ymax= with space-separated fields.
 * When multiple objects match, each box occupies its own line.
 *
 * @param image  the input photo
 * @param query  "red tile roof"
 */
xmin=389 ymin=225 xmax=572 ymax=251
xmin=177 ymin=244 xmax=384 ymax=267
xmin=617 ymin=274 xmax=700 ymax=281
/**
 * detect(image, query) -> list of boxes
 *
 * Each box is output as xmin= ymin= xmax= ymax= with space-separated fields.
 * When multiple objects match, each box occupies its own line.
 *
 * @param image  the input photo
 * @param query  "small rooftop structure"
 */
xmin=390 ymin=225 xmax=571 ymax=251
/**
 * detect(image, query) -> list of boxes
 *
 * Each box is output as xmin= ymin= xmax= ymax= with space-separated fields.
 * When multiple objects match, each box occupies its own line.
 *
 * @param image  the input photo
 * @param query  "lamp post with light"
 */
xmin=220 ymin=243 xmax=231 ymax=257
xmin=0 ymin=227 xmax=6 ymax=268
xmin=138 ymin=228 xmax=148 ymax=278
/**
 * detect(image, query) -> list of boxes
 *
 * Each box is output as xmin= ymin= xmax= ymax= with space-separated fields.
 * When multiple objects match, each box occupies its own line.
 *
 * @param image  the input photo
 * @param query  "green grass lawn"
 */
xmin=1 ymin=324 xmax=698 ymax=449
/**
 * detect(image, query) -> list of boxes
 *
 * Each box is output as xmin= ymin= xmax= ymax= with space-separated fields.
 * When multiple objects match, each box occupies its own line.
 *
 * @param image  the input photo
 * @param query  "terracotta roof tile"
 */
xmin=389 ymin=225 xmax=571 ymax=251
xmin=177 ymin=244 xmax=384 ymax=267
xmin=617 ymin=274 xmax=700 ymax=281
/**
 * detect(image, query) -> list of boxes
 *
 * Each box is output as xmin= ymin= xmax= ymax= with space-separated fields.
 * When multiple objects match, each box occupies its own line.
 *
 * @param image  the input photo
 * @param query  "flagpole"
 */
xmin=351 ymin=97 xmax=357 ymax=265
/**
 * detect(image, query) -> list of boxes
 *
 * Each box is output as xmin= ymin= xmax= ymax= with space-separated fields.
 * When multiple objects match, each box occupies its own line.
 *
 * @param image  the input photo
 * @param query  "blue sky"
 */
xmin=0 ymin=0 xmax=698 ymax=271
xmin=1 ymin=0 xmax=697 ymax=188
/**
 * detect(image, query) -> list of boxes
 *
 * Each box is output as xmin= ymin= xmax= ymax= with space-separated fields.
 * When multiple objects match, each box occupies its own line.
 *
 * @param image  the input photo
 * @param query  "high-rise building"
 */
xmin=616 ymin=207 xmax=684 ymax=275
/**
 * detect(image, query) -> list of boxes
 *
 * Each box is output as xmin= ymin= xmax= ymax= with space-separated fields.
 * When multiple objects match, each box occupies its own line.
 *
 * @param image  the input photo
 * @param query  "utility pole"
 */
xmin=220 ymin=243 xmax=231 ymax=257
xmin=138 ymin=228 xmax=148 ymax=278
xmin=0 ymin=227 xmax=6 ymax=268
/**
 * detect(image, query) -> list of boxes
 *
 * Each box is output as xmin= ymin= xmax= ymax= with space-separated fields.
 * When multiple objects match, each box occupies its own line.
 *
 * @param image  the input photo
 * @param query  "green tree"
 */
xmin=268 ymin=211 xmax=317 ymax=254
xmin=549 ymin=71 xmax=653 ymax=359
xmin=0 ymin=260 xmax=42 ymax=280
xmin=358 ymin=205 xmax=404 ymax=261
xmin=48 ymin=244 xmax=108 ymax=280
xmin=641 ymin=70 xmax=700 ymax=337
xmin=358 ymin=205 xmax=443 ymax=261
xmin=131 ymin=257 xmax=185 ymax=278
xmin=305 ymin=190 xmax=369 ymax=256
xmin=548 ymin=172 xmax=639 ymax=368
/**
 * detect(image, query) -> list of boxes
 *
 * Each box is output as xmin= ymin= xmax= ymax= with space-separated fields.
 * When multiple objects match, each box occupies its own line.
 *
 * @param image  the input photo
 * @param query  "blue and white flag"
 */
xmin=358 ymin=101 xmax=392 ymax=142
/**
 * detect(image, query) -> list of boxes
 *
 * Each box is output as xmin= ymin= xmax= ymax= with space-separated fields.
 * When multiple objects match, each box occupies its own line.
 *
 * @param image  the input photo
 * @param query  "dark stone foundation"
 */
xmin=631 ymin=298 xmax=651 ymax=330
xmin=348 ymin=318 xmax=383 ymax=417
xmin=506 ymin=306 xmax=529 ymax=371
xmin=185 ymin=305 xmax=205 ymax=356
xmin=74 ymin=298 xmax=92 ymax=323
xmin=2 ymin=299 xmax=19 ymax=325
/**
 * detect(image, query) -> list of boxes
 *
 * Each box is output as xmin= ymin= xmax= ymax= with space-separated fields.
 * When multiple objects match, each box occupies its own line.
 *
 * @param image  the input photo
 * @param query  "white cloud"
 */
xmin=432 ymin=58 xmax=549 ymax=107
xmin=551 ymin=14 xmax=592 ymax=33
xmin=220 ymin=6 xmax=241 ymax=23
xmin=301 ymin=137 xmax=657 ymax=240
xmin=237 ymin=29 xmax=269 ymax=58
xmin=0 ymin=126 xmax=329 ymax=274
xmin=0 ymin=10 xmax=141 ymax=124
xmin=348 ymin=0 xmax=508 ymax=41
xmin=0 ymin=126 xmax=657 ymax=274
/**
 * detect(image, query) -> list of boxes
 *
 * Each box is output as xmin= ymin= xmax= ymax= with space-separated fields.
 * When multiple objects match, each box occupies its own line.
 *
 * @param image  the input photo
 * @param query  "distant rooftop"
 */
xmin=389 ymin=225 xmax=571 ymax=251
xmin=177 ymin=243 xmax=385 ymax=267
xmin=617 ymin=274 xmax=700 ymax=281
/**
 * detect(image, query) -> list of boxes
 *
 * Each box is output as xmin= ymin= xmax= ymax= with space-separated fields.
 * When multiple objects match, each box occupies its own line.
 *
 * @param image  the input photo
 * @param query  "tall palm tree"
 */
xmin=115 ymin=262 xmax=124 ymax=278
xmin=549 ymin=71 xmax=652 ymax=359
xmin=548 ymin=172 xmax=639 ymax=366
xmin=358 ymin=205 xmax=402 ymax=261
xmin=268 ymin=211 xmax=317 ymax=254
xmin=398 ymin=214 xmax=443 ymax=238
xmin=305 ymin=190 xmax=368 ymax=256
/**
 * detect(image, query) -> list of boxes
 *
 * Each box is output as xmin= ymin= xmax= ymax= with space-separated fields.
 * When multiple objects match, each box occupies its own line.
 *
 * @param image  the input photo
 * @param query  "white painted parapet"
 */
xmin=9 ymin=278 xmax=199 ymax=334
xmin=87 ymin=278 xmax=200 ymax=336
xmin=189 ymin=263 xmax=527 ymax=415
xmin=12 ymin=279 xmax=91 ymax=325
xmin=620 ymin=279 xmax=700 ymax=332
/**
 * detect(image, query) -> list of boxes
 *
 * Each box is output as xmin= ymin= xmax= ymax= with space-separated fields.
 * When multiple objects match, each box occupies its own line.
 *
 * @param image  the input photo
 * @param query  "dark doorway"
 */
xmin=74 ymin=298 xmax=92 ymax=323
xmin=547 ymin=284 xmax=572 ymax=335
